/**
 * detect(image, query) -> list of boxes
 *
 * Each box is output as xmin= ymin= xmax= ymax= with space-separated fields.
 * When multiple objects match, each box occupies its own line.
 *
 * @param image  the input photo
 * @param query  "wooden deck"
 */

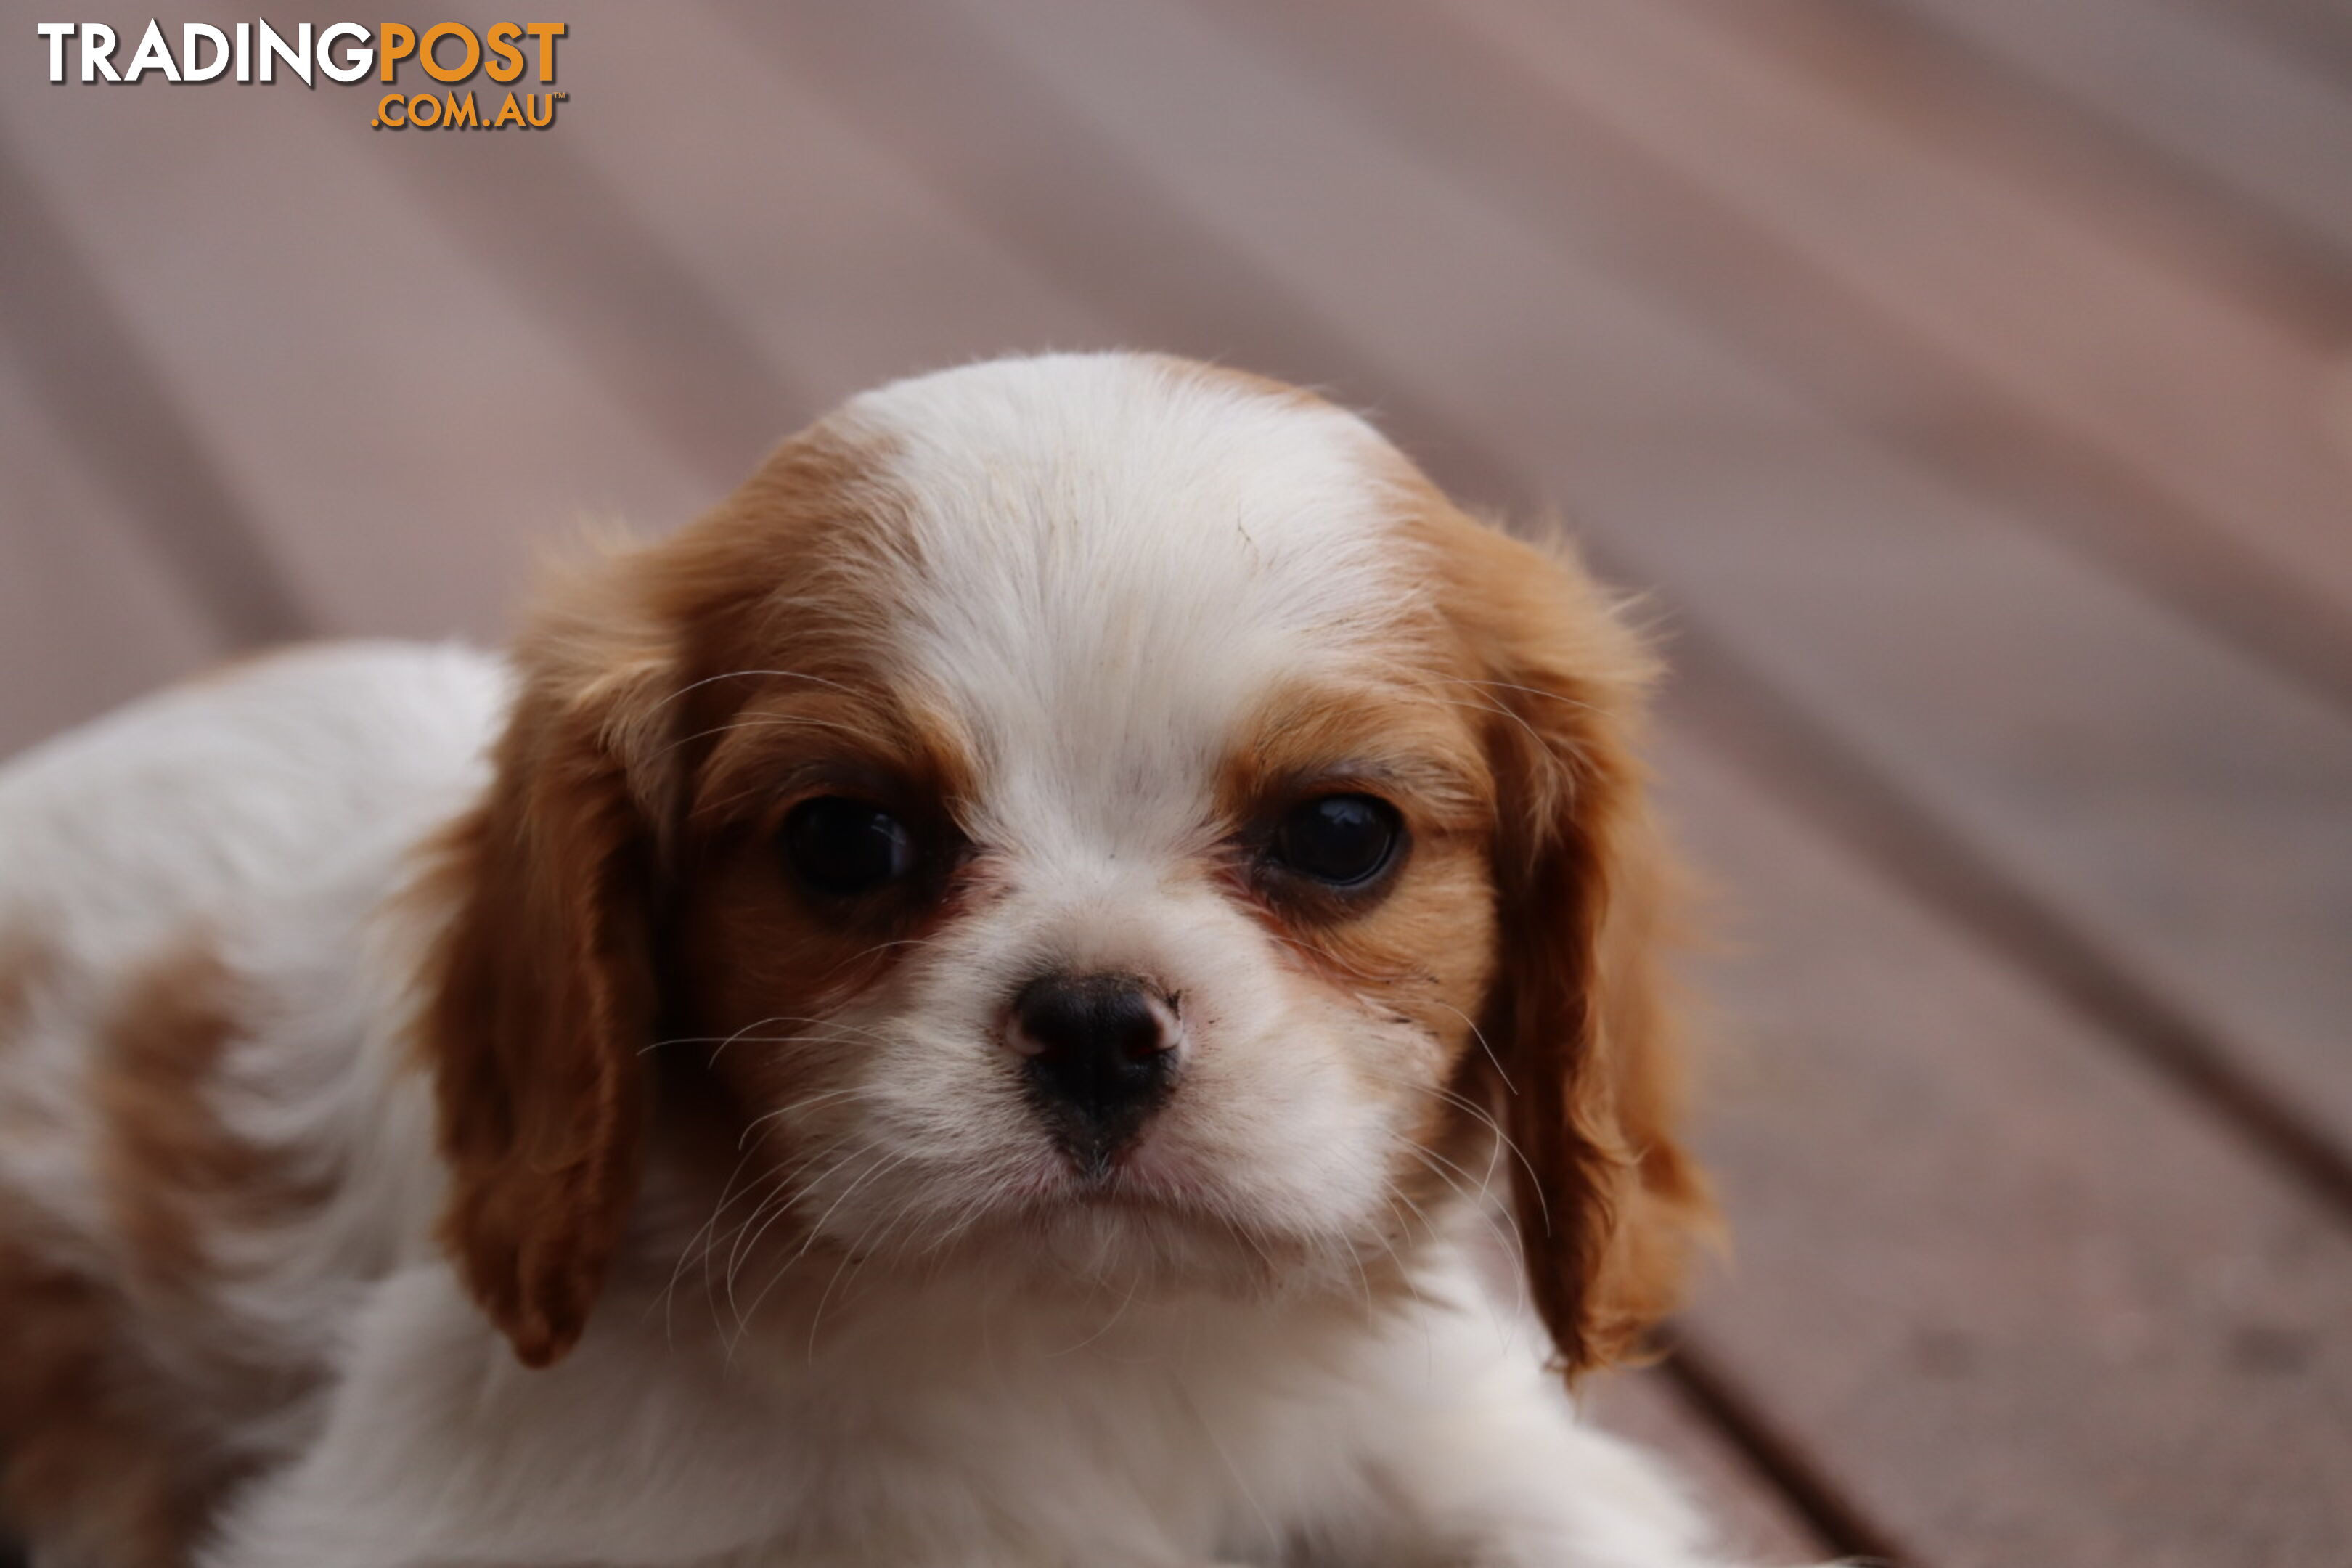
xmin=4 ymin=3 xmax=2350 ymax=1563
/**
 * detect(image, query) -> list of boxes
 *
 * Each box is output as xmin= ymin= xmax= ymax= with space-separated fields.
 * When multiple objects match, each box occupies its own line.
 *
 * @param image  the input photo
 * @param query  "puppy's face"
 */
xmin=671 ymin=385 xmax=1499 ymax=1294
xmin=424 ymin=356 xmax=1704 ymax=1371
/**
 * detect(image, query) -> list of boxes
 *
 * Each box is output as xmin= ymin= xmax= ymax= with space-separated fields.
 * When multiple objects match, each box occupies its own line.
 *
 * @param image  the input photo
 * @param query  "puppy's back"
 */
xmin=0 ymin=642 xmax=509 ymax=959
xmin=0 ymin=640 xmax=507 ymax=1565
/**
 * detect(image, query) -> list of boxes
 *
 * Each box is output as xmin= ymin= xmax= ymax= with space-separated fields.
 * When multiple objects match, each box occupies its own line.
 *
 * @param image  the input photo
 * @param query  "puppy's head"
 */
xmin=420 ymin=354 xmax=1707 ymax=1372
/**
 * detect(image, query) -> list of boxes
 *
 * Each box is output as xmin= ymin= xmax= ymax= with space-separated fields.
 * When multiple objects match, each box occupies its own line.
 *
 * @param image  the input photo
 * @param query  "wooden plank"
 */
xmin=753 ymin=0 xmax=2352 ymax=1212
xmin=560 ymin=0 xmax=1122 ymax=413
xmin=0 ymin=6 xmax=711 ymax=642
xmin=0 ymin=350 xmax=226 ymax=760
xmin=1658 ymin=727 xmax=2352 ymax=1565
xmin=1885 ymin=0 xmax=2352 ymax=269
xmin=2217 ymin=0 xmax=2352 ymax=81
xmin=353 ymin=1 xmax=804 ymax=491
xmin=706 ymin=0 xmax=1386 ymax=398
xmin=404 ymin=0 xmax=1121 ymax=436
xmin=1449 ymin=0 xmax=2352 ymax=674
xmin=1632 ymin=0 xmax=2352 ymax=335
xmin=0 ymin=140 xmax=307 ymax=649
xmin=1205 ymin=0 xmax=2352 ymax=722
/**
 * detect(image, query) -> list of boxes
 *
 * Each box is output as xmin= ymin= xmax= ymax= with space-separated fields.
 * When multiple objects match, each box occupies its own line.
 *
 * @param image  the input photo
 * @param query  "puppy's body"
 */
xmin=0 ymin=356 xmax=1761 ymax=1567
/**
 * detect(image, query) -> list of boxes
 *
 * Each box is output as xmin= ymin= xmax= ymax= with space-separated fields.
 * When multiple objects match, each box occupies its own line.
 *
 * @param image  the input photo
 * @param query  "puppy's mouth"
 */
xmin=1005 ymin=1130 xmax=1215 ymax=1219
xmin=1034 ymin=1112 xmax=1169 ymax=1190
xmin=1067 ymin=1161 xmax=1201 ymax=1213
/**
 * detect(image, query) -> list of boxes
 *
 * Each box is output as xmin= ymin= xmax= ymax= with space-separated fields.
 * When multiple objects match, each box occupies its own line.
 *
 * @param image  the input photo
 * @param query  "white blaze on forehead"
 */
xmin=849 ymin=355 xmax=1418 ymax=856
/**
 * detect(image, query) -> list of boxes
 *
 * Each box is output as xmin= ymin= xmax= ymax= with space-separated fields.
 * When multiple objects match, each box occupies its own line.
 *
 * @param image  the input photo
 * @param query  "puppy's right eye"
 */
xmin=783 ymin=796 xmax=917 ymax=897
xmin=1270 ymin=793 xmax=1402 ymax=888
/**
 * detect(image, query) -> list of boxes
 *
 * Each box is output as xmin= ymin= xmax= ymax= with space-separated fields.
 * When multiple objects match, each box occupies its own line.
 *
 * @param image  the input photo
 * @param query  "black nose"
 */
xmin=1010 ymin=972 xmax=1177 ymax=1172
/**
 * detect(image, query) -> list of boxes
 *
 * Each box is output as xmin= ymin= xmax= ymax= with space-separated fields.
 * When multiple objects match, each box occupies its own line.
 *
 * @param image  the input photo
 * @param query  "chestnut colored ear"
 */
xmin=417 ymin=589 xmax=677 ymax=1368
xmin=1437 ymin=512 xmax=1713 ymax=1376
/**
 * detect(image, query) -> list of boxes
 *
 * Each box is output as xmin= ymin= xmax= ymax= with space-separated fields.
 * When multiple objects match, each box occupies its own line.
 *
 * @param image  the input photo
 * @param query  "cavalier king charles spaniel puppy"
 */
xmin=0 ymin=354 xmax=1771 ymax=1567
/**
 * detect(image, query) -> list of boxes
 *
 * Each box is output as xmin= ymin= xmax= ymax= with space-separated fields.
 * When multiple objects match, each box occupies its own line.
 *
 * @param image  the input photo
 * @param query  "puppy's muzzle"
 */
xmin=1006 ymin=972 xmax=1179 ymax=1176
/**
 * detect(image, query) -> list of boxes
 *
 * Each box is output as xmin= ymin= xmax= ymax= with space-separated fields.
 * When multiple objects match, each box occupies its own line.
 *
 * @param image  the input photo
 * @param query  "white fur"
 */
xmin=0 ymin=356 xmax=1789 ymax=1567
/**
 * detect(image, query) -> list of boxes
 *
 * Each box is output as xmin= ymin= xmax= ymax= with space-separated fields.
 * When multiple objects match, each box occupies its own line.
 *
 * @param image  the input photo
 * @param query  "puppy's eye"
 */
xmin=1270 ymin=793 xmax=1402 ymax=886
xmin=783 ymin=796 xmax=918 ymax=897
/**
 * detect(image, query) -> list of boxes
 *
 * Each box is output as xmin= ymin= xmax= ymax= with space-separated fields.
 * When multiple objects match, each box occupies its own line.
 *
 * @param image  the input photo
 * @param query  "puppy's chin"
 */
xmin=862 ymin=1202 xmax=1380 ymax=1323
xmin=997 ymin=1197 xmax=1301 ymax=1300
xmin=738 ymin=1127 xmax=1407 ymax=1318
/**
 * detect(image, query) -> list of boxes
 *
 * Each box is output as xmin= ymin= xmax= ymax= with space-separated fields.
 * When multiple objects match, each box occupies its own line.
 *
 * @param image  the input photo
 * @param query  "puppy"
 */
xmin=0 ymin=353 xmax=1753 ymax=1567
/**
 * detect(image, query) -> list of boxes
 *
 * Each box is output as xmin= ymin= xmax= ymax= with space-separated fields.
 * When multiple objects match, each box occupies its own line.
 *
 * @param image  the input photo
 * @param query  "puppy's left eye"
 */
xmin=783 ymin=796 xmax=918 ymax=897
xmin=1271 ymin=794 xmax=1402 ymax=886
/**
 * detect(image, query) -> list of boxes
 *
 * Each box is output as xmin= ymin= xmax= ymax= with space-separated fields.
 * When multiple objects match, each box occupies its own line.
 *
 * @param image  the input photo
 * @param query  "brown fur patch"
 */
xmin=1214 ymin=676 xmax=1500 ymax=1143
xmin=1188 ymin=450 xmax=1712 ymax=1376
xmin=0 ymin=939 xmax=298 ymax=1565
xmin=92 ymin=941 xmax=270 ymax=1296
xmin=0 ymin=923 xmax=52 ymax=1045
xmin=1397 ymin=469 xmax=1715 ymax=1374
xmin=415 ymin=415 xmax=937 ymax=1367
xmin=0 ymin=1233 xmax=204 ymax=1567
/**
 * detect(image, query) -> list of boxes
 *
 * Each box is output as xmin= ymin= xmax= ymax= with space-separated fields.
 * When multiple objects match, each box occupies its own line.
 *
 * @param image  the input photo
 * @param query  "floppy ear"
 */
xmin=417 ymin=573 xmax=680 ymax=1368
xmin=1437 ymin=511 xmax=1713 ymax=1376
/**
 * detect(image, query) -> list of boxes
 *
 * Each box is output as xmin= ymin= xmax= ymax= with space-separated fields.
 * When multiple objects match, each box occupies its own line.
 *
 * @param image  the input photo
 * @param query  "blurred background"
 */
xmin=4 ymin=2 xmax=2351 ymax=1564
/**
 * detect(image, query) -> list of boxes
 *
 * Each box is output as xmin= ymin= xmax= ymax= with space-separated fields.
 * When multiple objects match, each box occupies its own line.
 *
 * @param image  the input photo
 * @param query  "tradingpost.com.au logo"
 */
xmin=36 ymin=20 xmax=568 ymax=129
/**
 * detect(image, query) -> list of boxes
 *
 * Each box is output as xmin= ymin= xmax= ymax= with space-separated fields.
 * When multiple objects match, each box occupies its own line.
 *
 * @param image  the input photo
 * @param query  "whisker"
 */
xmin=657 ymin=1135 xmax=777 ymax=1341
xmin=722 ymin=1136 xmax=883 ymax=1328
xmin=733 ymin=1085 xmax=873 ymax=1148
xmin=801 ymin=1164 xmax=938 ymax=1360
xmin=736 ymin=1145 xmax=912 ymax=1352
xmin=638 ymin=1015 xmax=901 ymax=1060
